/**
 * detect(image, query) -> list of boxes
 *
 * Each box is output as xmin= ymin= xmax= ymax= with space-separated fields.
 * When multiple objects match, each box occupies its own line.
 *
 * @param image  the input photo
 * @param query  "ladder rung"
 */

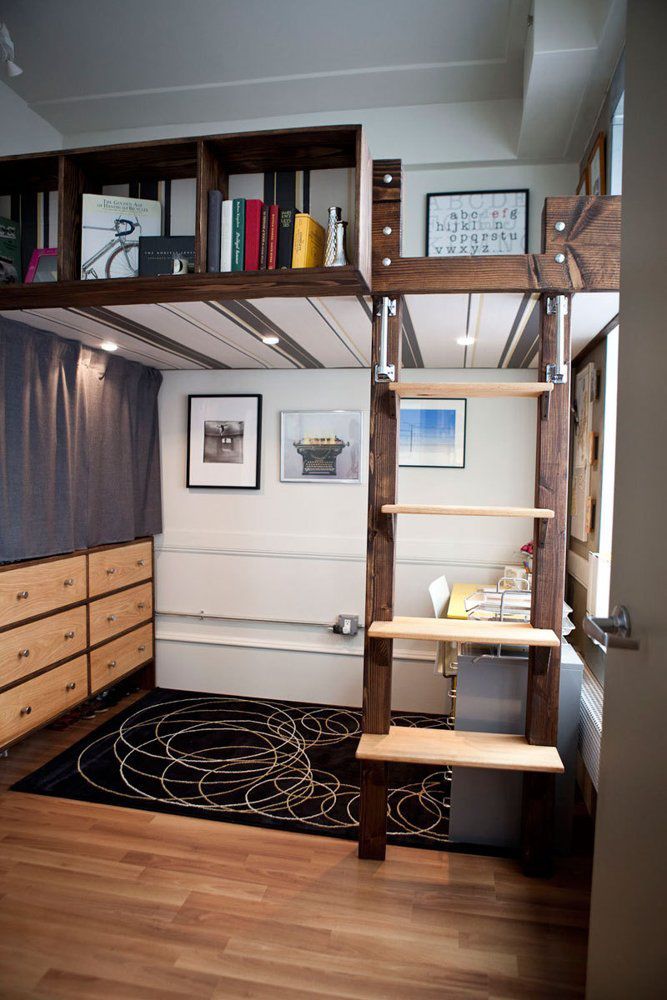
xmin=356 ymin=726 xmax=563 ymax=773
xmin=388 ymin=382 xmax=553 ymax=398
xmin=368 ymin=617 xmax=559 ymax=648
xmin=381 ymin=504 xmax=554 ymax=518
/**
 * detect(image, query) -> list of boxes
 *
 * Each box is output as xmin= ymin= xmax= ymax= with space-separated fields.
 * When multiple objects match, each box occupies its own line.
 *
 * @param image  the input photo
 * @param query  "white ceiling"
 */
xmin=3 ymin=0 xmax=529 ymax=133
xmin=2 ymin=0 xmax=622 ymax=160
xmin=2 ymin=293 xmax=619 ymax=371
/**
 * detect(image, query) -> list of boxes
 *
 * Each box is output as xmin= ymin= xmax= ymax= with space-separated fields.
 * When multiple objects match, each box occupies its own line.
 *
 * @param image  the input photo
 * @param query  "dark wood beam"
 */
xmin=521 ymin=293 xmax=572 ymax=876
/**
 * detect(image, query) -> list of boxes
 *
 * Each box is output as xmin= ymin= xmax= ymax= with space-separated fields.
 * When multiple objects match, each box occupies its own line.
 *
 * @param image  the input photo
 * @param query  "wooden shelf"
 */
xmin=389 ymin=382 xmax=553 ymax=398
xmin=381 ymin=504 xmax=554 ymax=518
xmin=356 ymin=726 xmax=564 ymax=773
xmin=368 ymin=617 xmax=560 ymax=648
xmin=0 ymin=265 xmax=368 ymax=310
xmin=0 ymin=124 xmax=371 ymax=301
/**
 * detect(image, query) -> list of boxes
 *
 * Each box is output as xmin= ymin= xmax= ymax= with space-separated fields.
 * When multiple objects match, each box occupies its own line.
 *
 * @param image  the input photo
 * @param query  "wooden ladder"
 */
xmin=359 ymin=166 xmax=571 ymax=875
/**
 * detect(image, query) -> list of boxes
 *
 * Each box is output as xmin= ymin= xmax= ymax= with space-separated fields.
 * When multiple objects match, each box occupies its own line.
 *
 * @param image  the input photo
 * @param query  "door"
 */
xmin=585 ymin=3 xmax=667 ymax=996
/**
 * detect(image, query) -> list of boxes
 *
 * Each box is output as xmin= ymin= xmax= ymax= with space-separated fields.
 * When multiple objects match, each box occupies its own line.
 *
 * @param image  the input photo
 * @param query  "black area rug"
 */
xmin=13 ymin=688 xmax=452 ymax=850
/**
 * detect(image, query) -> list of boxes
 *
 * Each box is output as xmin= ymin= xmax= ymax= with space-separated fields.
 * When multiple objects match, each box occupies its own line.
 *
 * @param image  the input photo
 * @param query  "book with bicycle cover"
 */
xmin=81 ymin=194 xmax=161 ymax=279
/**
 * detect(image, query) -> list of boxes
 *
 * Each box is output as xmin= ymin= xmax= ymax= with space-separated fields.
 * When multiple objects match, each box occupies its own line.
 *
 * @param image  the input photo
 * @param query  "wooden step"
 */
xmin=368 ymin=616 xmax=560 ymax=648
xmin=357 ymin=726 xmax=564 ymax=773
xmin=381 ymin=504 xmax=554 ymax=518
xmin=388 ymin=382 xmax=553 ymax=398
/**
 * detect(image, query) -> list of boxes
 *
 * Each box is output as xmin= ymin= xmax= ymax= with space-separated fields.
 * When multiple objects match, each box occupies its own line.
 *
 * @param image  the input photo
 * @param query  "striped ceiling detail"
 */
xmin=1 ymin=292 xmax=619 ymax=371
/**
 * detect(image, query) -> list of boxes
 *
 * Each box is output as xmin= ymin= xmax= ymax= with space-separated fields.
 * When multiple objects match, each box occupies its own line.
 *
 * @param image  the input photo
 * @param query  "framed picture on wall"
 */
xmin=426 ymin=189 xmax=528 ymax=257
xmin=280 ymin=410 xmax=363 ymax=483
xmin=399 ymin=397 xmax=466 ymax=469
xmin=187 ymin=394 xmax=262 ymax=489
xmin=587 ymin=133 xmax=607 ymax=196
xmin=576 ymin=169 xmax=590 ymax=196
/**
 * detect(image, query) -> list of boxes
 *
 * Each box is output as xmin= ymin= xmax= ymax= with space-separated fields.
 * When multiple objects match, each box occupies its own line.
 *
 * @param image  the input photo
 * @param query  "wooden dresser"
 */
xmin=0 ymin=538 xmax=155 ymax=751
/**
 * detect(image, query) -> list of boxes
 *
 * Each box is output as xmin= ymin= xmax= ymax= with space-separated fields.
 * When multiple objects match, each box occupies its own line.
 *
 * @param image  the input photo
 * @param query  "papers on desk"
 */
xmin=464 ymin=588 xmax=575 ymax=635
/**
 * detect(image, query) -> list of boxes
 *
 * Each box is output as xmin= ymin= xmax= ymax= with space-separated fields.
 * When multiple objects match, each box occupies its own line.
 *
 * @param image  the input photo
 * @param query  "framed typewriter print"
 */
xmin=280 ymin=410 xmax=363 ymax=483
xmin=426 ymin=189 xmax=528 ymax=257
xmin=187 ymin=394 xmax=262 ymax=489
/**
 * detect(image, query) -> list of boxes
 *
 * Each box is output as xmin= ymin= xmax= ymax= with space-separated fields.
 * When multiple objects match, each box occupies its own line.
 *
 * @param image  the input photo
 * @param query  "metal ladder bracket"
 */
xmin=545 ymin=295 xmax=569 ymax=385
xmin=374 ymin=296 xmax=397 ymax=383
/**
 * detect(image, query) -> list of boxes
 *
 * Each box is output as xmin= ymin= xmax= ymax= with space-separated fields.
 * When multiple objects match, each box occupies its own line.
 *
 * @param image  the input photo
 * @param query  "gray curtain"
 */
xmin=0 ymin=316 xmax=162 ymax=562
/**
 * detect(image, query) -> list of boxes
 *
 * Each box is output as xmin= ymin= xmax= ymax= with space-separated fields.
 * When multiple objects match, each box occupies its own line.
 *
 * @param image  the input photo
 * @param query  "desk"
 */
xmin=447 ymin=582 xmax=483 ymax=619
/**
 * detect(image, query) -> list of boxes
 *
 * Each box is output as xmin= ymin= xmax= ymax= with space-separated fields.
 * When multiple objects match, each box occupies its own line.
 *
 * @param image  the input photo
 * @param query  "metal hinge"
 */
xmin=545 ymin=295 xmax=569 ymax=384
xmin=374 ymin=296 xmax=396 ymax=383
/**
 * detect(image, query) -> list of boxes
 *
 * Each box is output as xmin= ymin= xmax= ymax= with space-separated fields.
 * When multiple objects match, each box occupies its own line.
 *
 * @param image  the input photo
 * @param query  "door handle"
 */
xmin=584 ymin=605 xmax=639 ymax=650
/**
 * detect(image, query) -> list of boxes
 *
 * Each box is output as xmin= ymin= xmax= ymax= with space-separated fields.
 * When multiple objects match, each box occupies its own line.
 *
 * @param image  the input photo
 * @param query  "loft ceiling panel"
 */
xmin=252 ymin=297 xmax=370 ymax=368
xmin=571 ymin=292 xmax=619 ymax=357
xmin=404 ymin=294 xmax=469 ymax=368
xmin=0 ymin=308 xmax=192 ymax=369
xmin=155 ymin=301 xmax=297 ymax=368
xmin=107 ymin=302 xmax=270 ymax=369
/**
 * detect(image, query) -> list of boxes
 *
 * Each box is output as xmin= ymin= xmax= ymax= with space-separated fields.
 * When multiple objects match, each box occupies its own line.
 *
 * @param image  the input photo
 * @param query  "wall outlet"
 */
xmin=333 ymin=614 xmax=359 ymax=637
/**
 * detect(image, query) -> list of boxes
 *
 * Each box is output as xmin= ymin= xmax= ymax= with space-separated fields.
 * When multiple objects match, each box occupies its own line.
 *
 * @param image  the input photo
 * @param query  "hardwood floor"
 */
xmin=0 ymin=693 xmax=592 ymax=999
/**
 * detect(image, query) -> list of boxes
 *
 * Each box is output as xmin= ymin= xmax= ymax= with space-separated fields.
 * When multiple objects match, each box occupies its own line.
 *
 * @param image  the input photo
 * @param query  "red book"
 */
xmin=244 ymin=199 xmax=263 ymax=271
xmin=267 ymin=204 xmax=279 ymax=270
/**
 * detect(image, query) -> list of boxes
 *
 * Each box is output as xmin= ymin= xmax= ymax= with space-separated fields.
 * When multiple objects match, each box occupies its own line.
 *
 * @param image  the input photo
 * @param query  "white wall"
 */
xmin=155 ymin=366 xmax=537 ymax=711
xmin=0 ymin=80 xmax=62 ymax=156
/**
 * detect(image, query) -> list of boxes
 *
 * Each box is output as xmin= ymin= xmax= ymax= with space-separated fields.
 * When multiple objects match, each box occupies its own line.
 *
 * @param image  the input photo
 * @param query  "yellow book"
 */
xmin=291 ymin=213 xmax=325 ymax=268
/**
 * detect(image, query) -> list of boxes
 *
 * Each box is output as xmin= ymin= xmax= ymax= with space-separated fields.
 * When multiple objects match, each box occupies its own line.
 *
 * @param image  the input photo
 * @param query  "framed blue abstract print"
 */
xmin=399 ymin=397 xmax=466 ymax=468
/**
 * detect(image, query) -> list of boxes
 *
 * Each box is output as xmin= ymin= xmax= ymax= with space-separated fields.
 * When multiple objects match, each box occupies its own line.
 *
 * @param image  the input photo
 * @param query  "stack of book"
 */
xmin=207 ymin=193 xmax=325 ymax=273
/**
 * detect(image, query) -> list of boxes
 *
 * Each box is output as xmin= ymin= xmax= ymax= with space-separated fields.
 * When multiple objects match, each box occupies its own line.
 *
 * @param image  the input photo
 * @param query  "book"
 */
xmin=231 ymin=198 xmax=246 ymax=271
xmin=291 ymin=213 xmax=325 ymax=268
xmin=267 ymin=205 xmax=279 ymax=270
xmin=258 ymin=204 xmax=270 ymax=270
xmin=220 ymin=200 xmax=233 ymax=271
xmin=207 ymin=190 xmax=223 ymax=272
xmin=0 ymin=216 xmax=20 ymax=283
xmin=244 ymin=199 xmax=263 ymax=271
xmin=277 ymin=207 xmax=298 ymax=269
xmin=81 ymin=194 xmax=161 ymax=280
xmin=138 ymin=236 xmax=195 ymax=276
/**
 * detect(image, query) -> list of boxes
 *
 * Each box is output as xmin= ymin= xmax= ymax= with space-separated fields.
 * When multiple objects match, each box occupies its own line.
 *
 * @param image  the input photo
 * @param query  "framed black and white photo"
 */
xmin=426 ymin=190 xmax=528 ymax=257
xmin=399 ymin=398 xmax=466 ymax=468
xmin=187 ymin=394 xmax=262 ymax=489
xmin=280 ymin=410 xmax=363 ymax=483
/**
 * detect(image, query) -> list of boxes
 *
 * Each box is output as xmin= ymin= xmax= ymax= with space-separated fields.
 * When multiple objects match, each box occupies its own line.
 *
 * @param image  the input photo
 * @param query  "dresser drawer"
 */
xmin=0 ymin=555 xmax=87 ymax=629
xmin=90 ymin=623 xmax=153 ymax=694
xmin=0 ymin=606 xmax=87 ymax=690
xmin=0 ymin=655 xmax=88 ymax=748
xmin=88 ymin=541 xmax=152 ymax=598
xmin=89 ymin=582 xmax=153 ymax=646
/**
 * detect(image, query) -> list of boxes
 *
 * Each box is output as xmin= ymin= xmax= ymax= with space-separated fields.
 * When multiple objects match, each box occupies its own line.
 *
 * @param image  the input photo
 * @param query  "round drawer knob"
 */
xmin=137 ymin=559 xmax=145 ymax=567
xmin=138 ymin=645 xmax=146 ymax=652
xmin=66 ymin=681 xmax=77 ymax=691
xmin=19 ymin=648 xmax=30 ymax=658
xmin=107 ymin=614 xmax=117 ymax=622
xmin=106 ymin=567 xmax=116 ymax=575
xmin=17 ymin=591 xmax=29 ymax=600
xmin=108 ymin=660 xmax=117 ymax=669
xmin=20 ymin=706 xmax=32 ymax=716
xmin=65 ymin=630 xmax=75 ymax=639
xmin=137 ymin=602 xmax=146 ymax=610
xmin=64 ymin=578 xmax=75 ymax=587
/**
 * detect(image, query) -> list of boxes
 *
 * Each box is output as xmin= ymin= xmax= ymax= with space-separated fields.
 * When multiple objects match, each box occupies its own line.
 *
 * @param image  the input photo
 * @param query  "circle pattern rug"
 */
xmin=13 ymin=688 xmax=452 ymax=850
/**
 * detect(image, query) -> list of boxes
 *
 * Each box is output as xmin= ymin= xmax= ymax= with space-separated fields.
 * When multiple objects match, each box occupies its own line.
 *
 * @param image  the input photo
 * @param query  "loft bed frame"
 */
xmin=0 ymin=129 xmax=622 ymax=877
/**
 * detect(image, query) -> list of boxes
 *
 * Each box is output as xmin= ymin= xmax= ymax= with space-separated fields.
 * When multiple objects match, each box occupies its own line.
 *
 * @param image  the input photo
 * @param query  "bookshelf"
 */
xmin=0 ymin=125 xmax=371 ymax=308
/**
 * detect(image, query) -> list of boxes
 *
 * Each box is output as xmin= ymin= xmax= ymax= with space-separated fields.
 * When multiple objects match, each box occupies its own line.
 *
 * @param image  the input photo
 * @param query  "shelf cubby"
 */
xmin=0 ymin=125 xmax=371 ymax=309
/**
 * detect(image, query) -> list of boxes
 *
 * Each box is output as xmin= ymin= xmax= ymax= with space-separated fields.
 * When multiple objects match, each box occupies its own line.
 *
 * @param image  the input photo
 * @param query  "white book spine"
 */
xmin=220 ymin=200 xmax=233 ymax=271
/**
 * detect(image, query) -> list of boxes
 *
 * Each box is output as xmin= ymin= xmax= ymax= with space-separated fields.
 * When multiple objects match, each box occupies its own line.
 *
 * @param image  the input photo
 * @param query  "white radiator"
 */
xmin=579 ymin=663 xmax=604 ymax=789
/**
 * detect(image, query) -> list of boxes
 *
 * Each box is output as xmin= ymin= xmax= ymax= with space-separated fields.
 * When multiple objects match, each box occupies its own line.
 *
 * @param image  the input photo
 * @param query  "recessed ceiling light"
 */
xmin=456 ymin=335 xmax=475 ymax=347
xmin=100 ymin=341 xmax=119 ymax=352
xmin=262 ymin=335 xmax=280 ymax=346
